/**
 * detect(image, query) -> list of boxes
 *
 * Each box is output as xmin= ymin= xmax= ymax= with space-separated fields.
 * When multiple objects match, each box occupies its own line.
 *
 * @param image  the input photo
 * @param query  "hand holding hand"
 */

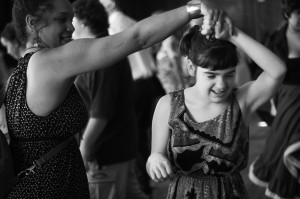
xmin=201 ymin=9 xmax=235 ymax=40
xmin=146 ymin=153 xmax=174 ymax=182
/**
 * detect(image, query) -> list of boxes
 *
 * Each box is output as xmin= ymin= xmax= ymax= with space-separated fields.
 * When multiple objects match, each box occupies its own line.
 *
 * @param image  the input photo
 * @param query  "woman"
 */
xmin=5 ymin=0 xmax=210 ymax=198
xmin=146 ymin=8 xmax=286 ymax=199
xmin=249 ymin=0 xmax=300 ymax=198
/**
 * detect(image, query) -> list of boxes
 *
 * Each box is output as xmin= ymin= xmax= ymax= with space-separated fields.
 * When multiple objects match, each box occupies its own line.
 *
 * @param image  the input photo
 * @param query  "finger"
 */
xmin=202 ymin=23 xmax=214 ymax=31
xmin=153 ymin=167 xmax=163 ymax=181
xmin=217 ymin=11 xmax=225 ymax=31
xmin=212 ymin=10 xmax=220 ymax=26
xmin=149 ymin=169 xmax=159 ymax=182
xmin=214 ymin=21 xmax=222 ymax=39
xmin=224 ymin=14 xmax=234 ymax=35
xmin=203 ymin=16 xmax=214 ymax=26
xmin=157 ymin=165 xmax=168 ymax=179
xmin=164 ymin=162 xmax=174 ymax=177
xmin=201 ymin=28 xmax=213 ymax=35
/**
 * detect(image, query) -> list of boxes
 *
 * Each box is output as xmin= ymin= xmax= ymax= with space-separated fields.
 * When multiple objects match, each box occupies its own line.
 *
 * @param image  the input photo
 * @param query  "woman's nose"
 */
xmin=216 ymin=78 xmax=226 ymax=89
xmin=67 ymin=22 xmax=75 ymax=33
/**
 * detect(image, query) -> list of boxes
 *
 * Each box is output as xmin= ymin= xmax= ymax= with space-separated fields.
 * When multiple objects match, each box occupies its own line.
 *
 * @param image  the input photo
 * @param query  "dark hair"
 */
xmin=73 ymin=0 xmax=109 ymax=36
xmin=281 ymin=0 xmax=300 ymax=19
xmin=179 ymin=25 xmax=238 ymax=71
xmin=12 ymin=0 xmax=54 ymax=44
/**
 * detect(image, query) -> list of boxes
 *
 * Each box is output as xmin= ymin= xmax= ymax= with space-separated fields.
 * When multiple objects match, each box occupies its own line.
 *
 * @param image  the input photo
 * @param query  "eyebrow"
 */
xmin=55 ymin=11 xmax=73 ymax=18
xmin=204 ymin=70 xmax=236 ymax=75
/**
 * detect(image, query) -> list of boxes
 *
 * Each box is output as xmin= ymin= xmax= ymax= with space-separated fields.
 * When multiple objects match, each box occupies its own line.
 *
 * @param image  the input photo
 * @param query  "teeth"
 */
xmin=214 ymin=90 xmax=224 ymax=94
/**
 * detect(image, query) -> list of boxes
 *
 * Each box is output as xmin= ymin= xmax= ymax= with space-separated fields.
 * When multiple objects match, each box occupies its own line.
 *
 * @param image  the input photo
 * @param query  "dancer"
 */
xmin=147 ymin=8 xmax=286 ymax=199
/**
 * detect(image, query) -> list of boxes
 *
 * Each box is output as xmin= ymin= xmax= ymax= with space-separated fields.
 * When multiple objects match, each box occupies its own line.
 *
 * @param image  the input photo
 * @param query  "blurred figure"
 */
xmin=249 ymin=0 xmax=300 ymax=198
xmin=72 ymin=1 xmax=149 ymax=199
xmin=99 ymin=0 xmax=165 ymax=194
xmin=0 ymin=23 xmax=21 ymax=144
xmin=155 ymin=34 xmax=185 ymax=93
xmin=1 ymin=22 xmax=26 ymax=60
xmin=0 ymin=50 xmax=10 ymax=89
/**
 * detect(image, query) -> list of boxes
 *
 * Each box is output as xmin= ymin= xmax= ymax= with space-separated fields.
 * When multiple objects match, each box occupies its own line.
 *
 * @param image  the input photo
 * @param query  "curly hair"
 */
xmin=179 ymin=25 xmax=239 ymax=71
xmin=281 ymin=0 xmax=300 ymax=19
xmin=12 ymin=0 xmax=54 ymax=44
xmin=72 ymin=0 xmax=109 ymax=36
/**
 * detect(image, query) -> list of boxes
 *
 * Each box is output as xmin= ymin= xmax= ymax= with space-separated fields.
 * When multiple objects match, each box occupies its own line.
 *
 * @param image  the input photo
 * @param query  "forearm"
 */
xmin=132 ymin=7 xmax=190 ymax=49
xmin=230 ymin=28 xmax=286 ymax=80
xmin=80 ymin=117 xmax=108 ymax=158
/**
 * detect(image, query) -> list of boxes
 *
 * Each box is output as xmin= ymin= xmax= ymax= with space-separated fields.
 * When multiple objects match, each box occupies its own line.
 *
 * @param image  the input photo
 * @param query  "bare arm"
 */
xmin=37 ymin=6 xmax=194 ymax=79
xmin=80 ymin=117 xmax=108 ymax=165
xmin=229 ymin=28 xmax=286 ymax=117
xmin=146 ymin=95 xmax=174 ymax=182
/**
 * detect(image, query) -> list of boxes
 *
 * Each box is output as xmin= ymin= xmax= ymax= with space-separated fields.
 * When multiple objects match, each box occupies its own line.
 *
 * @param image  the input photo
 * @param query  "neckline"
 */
xmin=181 ymin=89 xmax=230 ymax=124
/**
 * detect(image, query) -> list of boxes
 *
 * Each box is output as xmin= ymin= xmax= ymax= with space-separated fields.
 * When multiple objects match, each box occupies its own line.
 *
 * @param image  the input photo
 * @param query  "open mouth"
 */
xmin=211 ymin=89 xmax=226 ymax=97
xmin=60 ymin=36 xmax=73 ymax=44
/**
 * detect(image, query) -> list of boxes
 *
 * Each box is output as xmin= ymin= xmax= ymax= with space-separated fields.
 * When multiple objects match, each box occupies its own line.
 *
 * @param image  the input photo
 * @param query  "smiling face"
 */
xmin=35 ymin=0 xmax=75 ymax=48
xmin=195 ymin=67 xmax=236 ymax=103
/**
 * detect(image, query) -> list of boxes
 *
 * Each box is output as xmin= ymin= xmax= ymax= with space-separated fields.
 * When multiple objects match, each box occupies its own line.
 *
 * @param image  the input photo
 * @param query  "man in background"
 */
xmin=72 ymin=1 xmax=149 ymax=199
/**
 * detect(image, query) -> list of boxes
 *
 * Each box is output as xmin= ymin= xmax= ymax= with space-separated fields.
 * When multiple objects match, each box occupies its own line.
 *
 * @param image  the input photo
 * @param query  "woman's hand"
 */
xmin=146 ymin=152 xmax=174 ymax=182
xmin=201 ymin=10 xmax=235 ymax=40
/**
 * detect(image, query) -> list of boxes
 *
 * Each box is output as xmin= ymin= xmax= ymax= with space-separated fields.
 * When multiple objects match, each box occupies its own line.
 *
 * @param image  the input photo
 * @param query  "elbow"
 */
xmin=132 ymin=28 xmax=153 ymax=50
xmin=276 ymin=62 xmax=287 ymax=81
xmin=136 ymin=35 xmax=151 ymax=50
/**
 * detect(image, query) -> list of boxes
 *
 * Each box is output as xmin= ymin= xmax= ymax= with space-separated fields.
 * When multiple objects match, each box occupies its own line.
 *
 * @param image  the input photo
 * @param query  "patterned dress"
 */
xmin=5 ymin=53 xmax=90 ymax=198
xmin=167 ymin=89 xmax=249 ymax=199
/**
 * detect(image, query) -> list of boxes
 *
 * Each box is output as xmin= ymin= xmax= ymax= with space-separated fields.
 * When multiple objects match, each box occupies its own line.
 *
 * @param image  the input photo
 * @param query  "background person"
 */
xmin=249 ymin=0 xmax=300 ymax=198
xmin=72 ymin=0 xmax=149 ymax=198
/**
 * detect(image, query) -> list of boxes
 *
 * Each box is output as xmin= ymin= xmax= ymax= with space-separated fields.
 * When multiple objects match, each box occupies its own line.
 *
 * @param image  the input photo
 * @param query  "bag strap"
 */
xmin=2 ymin=75 xmax=73 ymax=179
xmin=18 ymin=137 xmax=73 ymax=179
xmin=34 ymin=137 xmax=73 ymax=168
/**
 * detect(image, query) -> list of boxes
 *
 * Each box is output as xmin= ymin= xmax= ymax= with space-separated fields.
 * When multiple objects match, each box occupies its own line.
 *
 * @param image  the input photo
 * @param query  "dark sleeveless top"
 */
xmin=167 ymin=89 xmax=249 ymax=199
xmin=5 ymin=52 xmax=89 ymax=198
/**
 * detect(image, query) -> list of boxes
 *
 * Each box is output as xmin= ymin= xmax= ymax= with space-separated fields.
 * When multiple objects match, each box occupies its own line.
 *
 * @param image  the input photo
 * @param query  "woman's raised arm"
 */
xmin=38 ymin=1 xmax=210 ymax=78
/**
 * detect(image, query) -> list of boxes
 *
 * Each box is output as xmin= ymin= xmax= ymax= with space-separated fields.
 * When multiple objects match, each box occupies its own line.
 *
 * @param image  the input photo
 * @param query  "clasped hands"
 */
xmin=198 ymin=1 xmax=235 ymax=40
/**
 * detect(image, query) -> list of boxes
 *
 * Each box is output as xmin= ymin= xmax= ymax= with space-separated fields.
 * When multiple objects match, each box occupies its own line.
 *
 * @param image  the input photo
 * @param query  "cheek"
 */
xmin=227 ymin=78 xmax=236 ymax=88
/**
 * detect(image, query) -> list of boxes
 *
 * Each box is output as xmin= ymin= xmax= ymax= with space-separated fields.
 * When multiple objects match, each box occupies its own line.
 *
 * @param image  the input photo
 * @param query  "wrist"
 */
xmin=186 ymin=0 xmax=203 ymax=19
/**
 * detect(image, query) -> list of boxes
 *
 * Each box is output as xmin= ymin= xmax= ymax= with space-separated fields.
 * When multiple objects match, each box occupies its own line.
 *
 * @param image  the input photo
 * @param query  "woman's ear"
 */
xmin=25 ymin=15 xmax=38 ymax=34
xmin=187 ymin=59 xmax=197 ymax=77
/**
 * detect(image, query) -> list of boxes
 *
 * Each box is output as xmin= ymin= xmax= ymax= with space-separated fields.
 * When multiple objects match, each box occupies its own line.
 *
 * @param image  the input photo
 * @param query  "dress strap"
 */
xmin=168 ymin=89 xmax=185 ymax=125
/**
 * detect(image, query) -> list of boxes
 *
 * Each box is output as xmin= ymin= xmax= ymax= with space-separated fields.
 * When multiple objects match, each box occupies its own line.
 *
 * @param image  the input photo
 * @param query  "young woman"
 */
xmin=146 ymin=9 xmax=286 ymax=199
xmin=5 ymin=0 xmax=210 ymax=198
